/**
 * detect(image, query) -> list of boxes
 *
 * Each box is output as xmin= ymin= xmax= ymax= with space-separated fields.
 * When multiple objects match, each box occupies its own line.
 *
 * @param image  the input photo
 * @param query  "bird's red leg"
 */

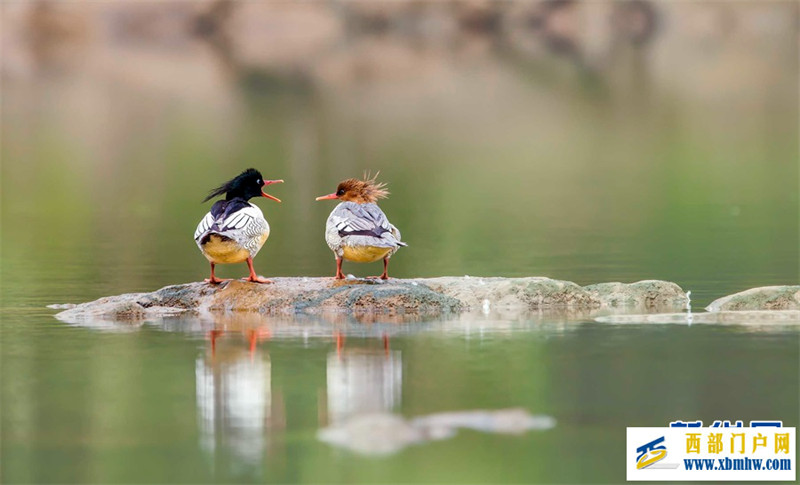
xmin=366 ymin=257 xmax=390 ymax=280
xmin=335 ymin=331 xmax=345 ymax=357
xmin=335 ymin=257 xmax=345 ymax=280
xmin=383 ymin=334 xmax=390 ymax=356
xmin=208 ymin=329 xmax=223 ymax=357
xmin=248 ymin=329 xmax=257 ymax=358
xmin=370 ymin=257 xmax=389 ymax=280
xmin=244 ymin=257 xmax=272 ymax=284
xmin=381 ymin=257 xmax=389 ymax=280
xmin=205 ymin=263 xmax=229 ymax=284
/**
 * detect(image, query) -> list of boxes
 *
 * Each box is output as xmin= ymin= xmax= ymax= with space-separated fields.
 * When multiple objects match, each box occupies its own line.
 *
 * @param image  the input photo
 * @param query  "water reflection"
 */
xmin=324 ymin=335 xmax=402 ymax=425
xmin=597 ymin=310 xmax=800 ymax=330
xmin=56 ymin=302 xmax=613 ymax=337
xmin=192 ymin=313 xmax=405 ymax=472
xmin=195 ymin=326 xmax=279 ymax=475
xmin=318 ymin=408 xmax=556 ymax=456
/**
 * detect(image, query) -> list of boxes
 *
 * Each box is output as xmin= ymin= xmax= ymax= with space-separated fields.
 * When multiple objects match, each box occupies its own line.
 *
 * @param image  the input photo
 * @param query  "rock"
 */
xmin=318 ymin=408 xmax=555 ymax=456
xmin=59 ymin=296 xmax=189 ymax=322
xmin=53 ymin=277 xmax=689 ymax=321
xmin=424 ymin=277 xmax=597 ymax=309
xmin=596 ymin=284 xmax=800 ymax=329
xmin=584 ymin=280 xmax=689 ymax=311
xmin=706 ymin=286 xmax=800 ymax=312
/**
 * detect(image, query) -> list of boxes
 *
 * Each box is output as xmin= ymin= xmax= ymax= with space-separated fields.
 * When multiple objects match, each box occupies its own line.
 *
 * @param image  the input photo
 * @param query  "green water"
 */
xmin=2 ymin=4 xmax=799 ymax=481
xmin=2 ymin=316 xmax=798 ymax=483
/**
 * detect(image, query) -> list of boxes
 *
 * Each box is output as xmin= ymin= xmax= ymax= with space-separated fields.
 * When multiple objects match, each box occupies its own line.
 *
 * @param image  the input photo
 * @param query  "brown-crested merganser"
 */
xmin=315 ymin=174 xmax=407 ymax=280
xmin=194 ymin=168 xmax=283 ymax=284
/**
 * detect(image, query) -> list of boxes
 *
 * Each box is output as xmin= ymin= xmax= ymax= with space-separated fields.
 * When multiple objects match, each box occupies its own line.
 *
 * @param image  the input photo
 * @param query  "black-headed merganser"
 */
xmin=315 ymin=173 xmax=407 ymax=280
xmin=194 ymin=168 xmax=283 ymax=284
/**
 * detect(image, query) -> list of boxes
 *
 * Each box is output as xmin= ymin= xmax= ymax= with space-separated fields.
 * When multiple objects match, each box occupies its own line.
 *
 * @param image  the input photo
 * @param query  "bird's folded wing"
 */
xmin=212 ymin=205 xmax=263 ymax=236
xmin=330 ymin=202 xmax=403 ymax=246
xmin=194 ymin=212 xmax=215 ymax=240
xmin=216 ymin=211 xmax=253 ymax=232
xmin=196 ymin=202 xmax=263 ymax=241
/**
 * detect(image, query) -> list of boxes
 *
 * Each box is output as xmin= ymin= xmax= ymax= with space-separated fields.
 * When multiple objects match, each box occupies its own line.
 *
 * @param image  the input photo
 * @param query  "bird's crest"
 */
xmin=203 ymin=168 xmax=261 ymax=202
xmin=360 ymin=171 xmax=389 ymax=202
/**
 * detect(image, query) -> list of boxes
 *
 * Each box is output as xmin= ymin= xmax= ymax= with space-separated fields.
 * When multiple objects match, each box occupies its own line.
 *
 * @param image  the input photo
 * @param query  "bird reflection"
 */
xmin=195 ymin=318 xmax=278 ymax=474
xmin=323 ymin=333 xmax=402 ymax=425
xmin=193 ymin=311 xmax=406 ymax=470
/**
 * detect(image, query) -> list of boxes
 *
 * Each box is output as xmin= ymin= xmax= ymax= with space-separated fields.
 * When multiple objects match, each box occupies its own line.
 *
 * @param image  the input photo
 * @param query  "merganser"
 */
xmin=194 ymin=168 xmax=283 ymax=284
xmin=315 ymin=174 xmax=407 ymax=280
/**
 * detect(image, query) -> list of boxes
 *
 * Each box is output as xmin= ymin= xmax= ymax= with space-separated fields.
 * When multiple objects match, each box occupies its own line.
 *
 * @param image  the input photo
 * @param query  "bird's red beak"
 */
xmin=315 ymin=193 xmax=338 ymax=201
xmin=261 ymin=179 xmax=283 ymax=202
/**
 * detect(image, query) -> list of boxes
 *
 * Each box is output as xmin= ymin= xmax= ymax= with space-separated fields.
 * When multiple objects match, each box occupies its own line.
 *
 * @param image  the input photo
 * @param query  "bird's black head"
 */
xmin=203 ymin=168 xmax=283 ymax=203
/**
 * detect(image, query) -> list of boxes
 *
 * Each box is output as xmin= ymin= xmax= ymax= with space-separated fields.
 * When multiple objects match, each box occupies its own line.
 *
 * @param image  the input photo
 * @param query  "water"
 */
xmin=2 ymin=2 xmax=799 ymax=483
xmin=3 ymin=312 xmax=798 ymax=483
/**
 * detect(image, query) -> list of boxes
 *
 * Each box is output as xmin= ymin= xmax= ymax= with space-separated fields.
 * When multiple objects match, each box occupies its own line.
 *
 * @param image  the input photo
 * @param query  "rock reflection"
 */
xmin=324 ymin=336 xmax=402 ymax=425
xmin=318 ymin=408 xmax=556 ymax=456
xmin=596 ymin=311 xmax=800 ymax=328
xmin=58 ymin=306 xmax=605 ymax=337
xmin=195 ymin=327 xmax=280 ymax=473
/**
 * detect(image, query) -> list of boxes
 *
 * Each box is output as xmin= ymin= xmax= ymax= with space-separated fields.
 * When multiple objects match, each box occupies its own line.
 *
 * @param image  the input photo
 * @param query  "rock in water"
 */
xmin=706 ymin=286 xmax=800 ymax=312
xmin=53 ymin=277 xmax=690 ymax=321
xmin=584 ymin=280 xmax=688 ymax=310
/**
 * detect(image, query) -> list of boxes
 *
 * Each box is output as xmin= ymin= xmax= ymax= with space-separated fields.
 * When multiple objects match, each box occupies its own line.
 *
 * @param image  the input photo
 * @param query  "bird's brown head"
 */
xmin=315 ymin=173 xmax=389 ymax=204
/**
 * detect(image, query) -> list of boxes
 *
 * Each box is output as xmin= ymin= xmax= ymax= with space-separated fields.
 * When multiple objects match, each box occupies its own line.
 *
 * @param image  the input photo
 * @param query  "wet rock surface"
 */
xmin=706 ymin=286 xmax=800 ymax=312
xmin=53 ymin=277 xmax=689 ymax=321
xmin=584 ymin=280 xmax=688 ymax=310
xmin=594 ymin=285 xmax=800 ymax=327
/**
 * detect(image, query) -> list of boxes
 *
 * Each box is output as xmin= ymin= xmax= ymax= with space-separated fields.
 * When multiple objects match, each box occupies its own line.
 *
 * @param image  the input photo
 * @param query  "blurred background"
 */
xmin=1 ymin=1 xmax=799 ymax=483
xmin=2 ymin=0 xmax=797 ymax=304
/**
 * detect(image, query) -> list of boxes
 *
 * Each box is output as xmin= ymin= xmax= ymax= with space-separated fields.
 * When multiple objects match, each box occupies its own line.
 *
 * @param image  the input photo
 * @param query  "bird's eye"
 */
xmin=257 ymin=179 xmax=262 ymax=185
xmin=336 ymin=189 xmax=345 ymax=196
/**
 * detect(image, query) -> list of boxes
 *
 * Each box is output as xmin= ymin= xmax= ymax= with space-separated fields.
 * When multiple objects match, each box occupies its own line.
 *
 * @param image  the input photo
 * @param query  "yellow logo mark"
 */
xmin=637 ymin=449 xmax=667 ymax=469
